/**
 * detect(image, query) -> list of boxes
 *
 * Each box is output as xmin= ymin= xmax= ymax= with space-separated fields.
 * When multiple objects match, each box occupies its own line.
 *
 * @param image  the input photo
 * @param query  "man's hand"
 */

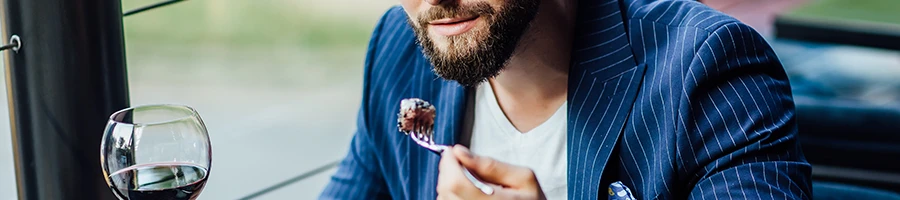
xmin=437 ymin=145 xmax=545 ymax=200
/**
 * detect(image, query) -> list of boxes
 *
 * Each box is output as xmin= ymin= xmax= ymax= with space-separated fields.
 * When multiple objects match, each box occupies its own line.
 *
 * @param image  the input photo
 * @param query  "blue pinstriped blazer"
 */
xmin=320 ymin=0 xmax=812 ymax=199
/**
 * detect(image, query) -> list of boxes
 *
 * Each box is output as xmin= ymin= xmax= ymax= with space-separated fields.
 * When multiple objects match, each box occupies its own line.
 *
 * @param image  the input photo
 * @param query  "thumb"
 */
xmin=451 ymin=145 xmax=537 ymax=188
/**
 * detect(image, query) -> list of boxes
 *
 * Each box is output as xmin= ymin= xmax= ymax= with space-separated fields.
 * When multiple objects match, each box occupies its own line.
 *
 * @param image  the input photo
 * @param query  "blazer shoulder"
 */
xmin=370 ymin=6 xmax=417 ymax=52
xmin=626 ymin=0 xmax=743 ymax=34
xmin=362 ymin=5 xmax=421 ymax=90
xmin=622 ymin=1 xmax=780 ymax=84
xmin=360 ymin=5 xmax=423 ymax=112
xmin=624 ymin=0 xmax=769 ymax=58
xmin=364 ymin=5 xmax=419 ymax=78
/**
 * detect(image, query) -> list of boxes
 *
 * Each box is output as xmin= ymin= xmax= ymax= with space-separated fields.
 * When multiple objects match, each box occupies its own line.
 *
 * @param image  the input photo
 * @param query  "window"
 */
xmin=0 ymin=69 xmax=14 ymax=199
xmin=770 ymin=0 xmax=900 ymax=193
xmin=121 ymin=0 xmax=395 ymax=198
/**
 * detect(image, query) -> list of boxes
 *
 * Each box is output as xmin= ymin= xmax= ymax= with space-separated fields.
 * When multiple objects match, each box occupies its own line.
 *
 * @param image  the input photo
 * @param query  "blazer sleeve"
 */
xmin=677 ymin=22 xmax=813 ymax=200
xmin=318 ymin=8 xmax=396 ymax=200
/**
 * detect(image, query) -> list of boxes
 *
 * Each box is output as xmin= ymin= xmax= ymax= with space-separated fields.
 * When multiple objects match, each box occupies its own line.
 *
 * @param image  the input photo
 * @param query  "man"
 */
xmin=320 ymin=0 xmax=812 ymax=199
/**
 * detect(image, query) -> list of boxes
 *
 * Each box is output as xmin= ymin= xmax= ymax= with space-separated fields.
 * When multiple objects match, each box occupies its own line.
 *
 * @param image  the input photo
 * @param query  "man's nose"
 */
xmin=424 ymin=0 xmax=443 ymax=5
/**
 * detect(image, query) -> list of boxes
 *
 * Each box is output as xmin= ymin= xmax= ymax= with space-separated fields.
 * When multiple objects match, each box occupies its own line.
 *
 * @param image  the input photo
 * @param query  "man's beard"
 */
xmin=410 ymin=0 xmax=540 ymax=87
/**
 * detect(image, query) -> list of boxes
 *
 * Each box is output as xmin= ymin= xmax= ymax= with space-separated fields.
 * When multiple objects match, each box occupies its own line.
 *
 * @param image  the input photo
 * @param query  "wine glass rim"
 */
xmin=109 ymin=104 xmax=200 ymax=126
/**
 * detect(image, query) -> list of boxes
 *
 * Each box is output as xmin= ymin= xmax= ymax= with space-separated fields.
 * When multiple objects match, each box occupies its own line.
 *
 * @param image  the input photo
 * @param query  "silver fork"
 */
xmin=408 ymin=128 xmax=495 ymax=195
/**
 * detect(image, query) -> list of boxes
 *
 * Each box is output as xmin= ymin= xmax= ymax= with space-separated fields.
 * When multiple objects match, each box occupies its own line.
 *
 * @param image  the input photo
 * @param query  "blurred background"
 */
xmin=0 ymin=0 xmax=898 ymax=199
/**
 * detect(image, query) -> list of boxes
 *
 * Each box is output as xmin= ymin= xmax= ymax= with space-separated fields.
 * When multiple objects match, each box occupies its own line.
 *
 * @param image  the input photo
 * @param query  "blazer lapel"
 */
xmin=567 ymin=0 xmax=647 ymax=199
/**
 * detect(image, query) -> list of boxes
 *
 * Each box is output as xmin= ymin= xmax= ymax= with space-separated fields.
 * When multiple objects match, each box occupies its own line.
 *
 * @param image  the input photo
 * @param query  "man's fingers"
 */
xmin=451 ymin=145 xmax=538 ymax=187
xmin=438 ymin=149 xmax=468 ymax=193
xmin=440 ymin=184 xmax=535 ymax=200
xmin=436 ymin=194 xmax=463 ymax=200
xmin=437 ymin=150 xmax=486 ymax=198
xmin=440 ymin=146 xmax=543 ymax=199
xmin=438 ymin=150 xmax=461 ymax=174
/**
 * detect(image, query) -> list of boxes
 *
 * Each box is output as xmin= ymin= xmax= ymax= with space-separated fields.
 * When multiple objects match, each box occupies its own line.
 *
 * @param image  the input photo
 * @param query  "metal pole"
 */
xmin=0 ymin=0 xmax=129 ymax=199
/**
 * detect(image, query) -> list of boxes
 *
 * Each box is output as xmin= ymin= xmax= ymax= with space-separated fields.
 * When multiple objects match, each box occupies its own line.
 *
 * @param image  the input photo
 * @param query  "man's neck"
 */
xmin=487 ymin=0 xmax=576 ymax=133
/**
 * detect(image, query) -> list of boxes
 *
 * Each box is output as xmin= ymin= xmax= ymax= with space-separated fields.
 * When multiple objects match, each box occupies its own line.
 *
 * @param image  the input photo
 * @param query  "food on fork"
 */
xmin=397 ymin=98 xmax=436 ymax=135
xmin=395 ymin=98 xmax=496 ymax=195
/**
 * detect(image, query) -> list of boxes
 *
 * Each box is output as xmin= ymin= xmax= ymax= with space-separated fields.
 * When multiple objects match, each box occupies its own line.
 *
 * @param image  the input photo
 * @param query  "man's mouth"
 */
xmin=428 ymin=16 xmax=479 ymax=36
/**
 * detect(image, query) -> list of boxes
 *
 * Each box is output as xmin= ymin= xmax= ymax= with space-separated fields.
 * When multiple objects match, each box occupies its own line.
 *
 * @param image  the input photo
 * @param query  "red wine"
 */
xmin=108 ymin=162 xmax=208 ymax=200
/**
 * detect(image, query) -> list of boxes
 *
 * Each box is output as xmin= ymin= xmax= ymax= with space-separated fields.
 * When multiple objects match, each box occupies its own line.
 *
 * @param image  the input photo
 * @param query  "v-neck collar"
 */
xmin=478 ymin=81 xmax=567 ymax=136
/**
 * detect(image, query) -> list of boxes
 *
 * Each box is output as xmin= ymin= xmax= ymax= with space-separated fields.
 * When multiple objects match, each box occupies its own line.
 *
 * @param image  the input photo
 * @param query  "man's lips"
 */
xmin=429 ymin=16 xmax=477 ymax=25
xmin=427 ymin=16 xmax=479 ymax=36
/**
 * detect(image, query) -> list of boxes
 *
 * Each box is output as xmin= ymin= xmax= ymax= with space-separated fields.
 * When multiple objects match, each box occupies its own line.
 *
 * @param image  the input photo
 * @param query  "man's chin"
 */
xmin=426 ymin=35 xmax=452 ymax=51
xmin=428 ymin=31 xmax=483 ymax=49
xmin=428 ymin=43 xmax=482 ymax=59
xmin=430 ymin=43 xmax=452 ymax=54
xmin=425 ymin=43 xmax=458 ymax=57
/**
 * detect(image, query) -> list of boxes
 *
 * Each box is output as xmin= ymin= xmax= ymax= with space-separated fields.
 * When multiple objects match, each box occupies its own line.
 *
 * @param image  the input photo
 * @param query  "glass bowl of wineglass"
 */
xmin=100 ymin=104 xmax=212 ymax=200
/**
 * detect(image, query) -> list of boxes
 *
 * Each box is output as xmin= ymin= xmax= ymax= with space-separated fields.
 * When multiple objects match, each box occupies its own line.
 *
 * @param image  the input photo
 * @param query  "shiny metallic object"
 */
xmin=399 ymin=98 xmax=494 ymax=195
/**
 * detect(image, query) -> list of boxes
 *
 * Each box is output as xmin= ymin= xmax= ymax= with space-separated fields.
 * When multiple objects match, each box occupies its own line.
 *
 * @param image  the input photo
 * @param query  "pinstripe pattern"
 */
xmin=320 ymin=0 xmax=811 ymax=199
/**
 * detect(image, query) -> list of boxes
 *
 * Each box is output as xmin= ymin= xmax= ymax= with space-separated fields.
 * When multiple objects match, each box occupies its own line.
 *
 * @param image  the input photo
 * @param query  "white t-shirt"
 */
xmin=469 ymin=82 xmax=568 ymax=199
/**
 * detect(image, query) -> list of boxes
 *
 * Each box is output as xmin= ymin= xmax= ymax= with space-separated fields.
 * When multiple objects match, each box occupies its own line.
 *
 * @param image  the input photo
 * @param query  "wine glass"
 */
xmin=100 ymin=104 xmax=212 ymax=200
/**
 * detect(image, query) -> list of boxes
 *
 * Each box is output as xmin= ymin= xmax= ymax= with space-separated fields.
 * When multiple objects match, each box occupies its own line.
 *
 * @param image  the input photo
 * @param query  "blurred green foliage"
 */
xmin=120 ymin=0 xmax=900 ymax=48
xmin=121 ymin=0 xmax=386 ymax=48
xmin=119 ymin=0 xmax=397 ymax=85
xmin=786 ymin=0 xmax=900 ymax=25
